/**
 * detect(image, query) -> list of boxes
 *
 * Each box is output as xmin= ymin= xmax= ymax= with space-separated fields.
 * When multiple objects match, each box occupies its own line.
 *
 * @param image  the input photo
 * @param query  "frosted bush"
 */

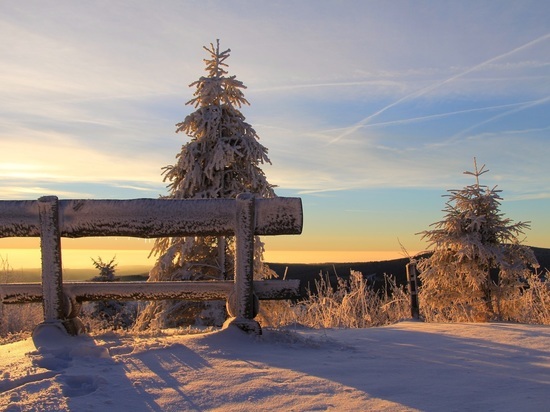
xmin=499 ymin=270 xmax=550 ymax=324
xmin=0 ymin=303 xmax=42 ymax=343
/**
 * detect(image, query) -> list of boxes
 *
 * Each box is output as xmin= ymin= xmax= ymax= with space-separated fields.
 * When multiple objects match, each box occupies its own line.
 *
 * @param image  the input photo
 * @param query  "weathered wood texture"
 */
xmin=0 ymin=197 xmax=302 ymax=238
xmin=0 ymin=200 xmax=40 ymax=237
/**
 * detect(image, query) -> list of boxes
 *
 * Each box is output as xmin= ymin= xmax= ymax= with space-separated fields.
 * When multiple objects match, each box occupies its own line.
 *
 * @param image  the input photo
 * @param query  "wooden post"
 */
xmin=218 ymin=236 xmax=227 ymax=279
xmin=37 ymin=196 xmax=65 ymax=324
xmin=406 ymin=262 xmax=420 ymax=320
xmin=226 ymin=193 xmax=261 ymax=334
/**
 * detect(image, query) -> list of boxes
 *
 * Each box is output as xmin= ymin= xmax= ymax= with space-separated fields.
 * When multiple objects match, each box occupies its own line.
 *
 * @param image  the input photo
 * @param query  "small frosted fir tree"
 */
xmin=87 ymin=257 xmax=136 ymax=330
xmin=417 ymin=159 xmax=538 ymax=322
xmin=90 ymin=256 xmax=119 ymax=282
xmin=136 ymin=40 xmax=276 ymax=329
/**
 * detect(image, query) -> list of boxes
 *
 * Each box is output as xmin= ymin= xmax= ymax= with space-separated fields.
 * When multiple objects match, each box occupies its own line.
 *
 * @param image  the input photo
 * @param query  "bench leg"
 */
xmin=37 ymin=196 xmax=66 ymax=326
xmin=37 ymin=196 xmax=84 ymax=336
xmin=227 ymin=193 xmax=261 ymax=334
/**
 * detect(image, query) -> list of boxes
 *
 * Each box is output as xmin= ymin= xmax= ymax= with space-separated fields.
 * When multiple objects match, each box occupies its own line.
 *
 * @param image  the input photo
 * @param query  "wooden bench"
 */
xmin=0 ymin=193 xmax=303 ymax=335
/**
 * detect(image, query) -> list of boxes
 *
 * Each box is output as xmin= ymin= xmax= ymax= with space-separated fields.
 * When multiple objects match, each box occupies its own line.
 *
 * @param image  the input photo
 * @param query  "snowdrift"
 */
xmin=1 ymin=321 xmax=548 ymax=411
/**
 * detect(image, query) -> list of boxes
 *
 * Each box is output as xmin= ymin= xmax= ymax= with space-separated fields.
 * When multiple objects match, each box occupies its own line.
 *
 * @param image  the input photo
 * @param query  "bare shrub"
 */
xmin=0 ymin=255 xmax=14 ymax=284
xmin=258 ymin=270 xmax=410 ymax=329
xmin=1 ymin=303 xmax=43 ymax=343
xmin=256 ymin=300 xmax=297 ymax=328
xmin=1 ymin=256 xmax=44 ymax=343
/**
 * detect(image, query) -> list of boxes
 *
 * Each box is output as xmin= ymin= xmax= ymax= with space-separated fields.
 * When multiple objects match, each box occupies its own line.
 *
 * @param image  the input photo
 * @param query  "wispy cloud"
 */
xmin=505 ymin=192 xmax=550 ymax=202
xmin=1 ymin=186 xmax=94 ymax=199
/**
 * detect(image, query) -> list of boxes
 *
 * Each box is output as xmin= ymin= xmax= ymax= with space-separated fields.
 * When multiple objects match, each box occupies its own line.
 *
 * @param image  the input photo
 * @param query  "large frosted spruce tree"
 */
xmin=417 ymin=159 xmax=538 ymax=322
xmin=137 ymin=40 xmax=276 ymax=329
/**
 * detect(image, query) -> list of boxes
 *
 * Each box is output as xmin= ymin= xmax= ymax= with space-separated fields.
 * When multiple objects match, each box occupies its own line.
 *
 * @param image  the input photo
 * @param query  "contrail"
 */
xmin=328 ymin=32 xmax=550 ymax=145
xmin=301 ymin=100 xmax=542 ymax=144
xmin=319 ymin=100 xmax=537 ymax=135
xmin=250 ymin=80 xmax=399 ymax=94
xmin=357 ymin=101 xmax=538 ymax=129
xmin=451 ymin=95 xmax=550 ymax=139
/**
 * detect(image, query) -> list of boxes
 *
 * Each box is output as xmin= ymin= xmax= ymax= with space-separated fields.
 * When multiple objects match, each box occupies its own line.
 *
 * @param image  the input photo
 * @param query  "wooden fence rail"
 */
xmin=0 ymin=194 xmax=303 ymax=335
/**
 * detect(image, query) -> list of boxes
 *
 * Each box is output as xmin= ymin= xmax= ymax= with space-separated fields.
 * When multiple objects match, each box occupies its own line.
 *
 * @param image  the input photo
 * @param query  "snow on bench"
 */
xmin=0 ymin=194 xmax=303 ymax=335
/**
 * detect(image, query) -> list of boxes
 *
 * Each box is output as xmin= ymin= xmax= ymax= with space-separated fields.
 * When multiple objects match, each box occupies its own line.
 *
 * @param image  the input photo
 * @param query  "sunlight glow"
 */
xmin=0 ymin=248 xmax=415 ymax=272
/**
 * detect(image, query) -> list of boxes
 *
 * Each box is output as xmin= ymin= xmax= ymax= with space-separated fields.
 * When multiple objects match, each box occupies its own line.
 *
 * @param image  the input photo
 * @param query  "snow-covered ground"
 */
xmin=1 ymin=321 xmax=548 ymax=411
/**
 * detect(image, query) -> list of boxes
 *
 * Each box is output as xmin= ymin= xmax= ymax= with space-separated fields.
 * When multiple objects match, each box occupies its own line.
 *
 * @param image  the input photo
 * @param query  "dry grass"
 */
xmin=2 ymin=254 xmax=549 ymax=343
xmin=258 ymin=270 xmax=411 ymax=329
xmin=0 ymin=256 xmax=44 ymax=343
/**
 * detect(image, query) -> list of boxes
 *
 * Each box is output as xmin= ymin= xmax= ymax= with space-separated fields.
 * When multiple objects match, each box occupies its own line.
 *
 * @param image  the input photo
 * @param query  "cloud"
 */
xmin=1 ymin=186 xmax=93 ymax=199
xmin=505 ymin=192 xmax=550 ymax=202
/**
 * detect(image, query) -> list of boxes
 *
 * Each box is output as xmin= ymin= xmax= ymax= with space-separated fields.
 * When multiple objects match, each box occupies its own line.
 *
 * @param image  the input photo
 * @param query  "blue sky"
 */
xmin=1 ymin=1 xmax=549 ymax=262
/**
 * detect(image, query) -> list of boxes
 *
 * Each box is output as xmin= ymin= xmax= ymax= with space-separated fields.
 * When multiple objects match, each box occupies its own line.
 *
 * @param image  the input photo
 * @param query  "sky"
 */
xmin=1 ymin=1 xmax=549 ymax=266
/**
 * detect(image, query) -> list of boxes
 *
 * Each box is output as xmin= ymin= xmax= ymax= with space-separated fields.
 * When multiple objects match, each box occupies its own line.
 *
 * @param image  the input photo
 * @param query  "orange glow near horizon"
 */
xmin=0 ymin=237 xmax=418 ymax=269
xmin=0 ymin=246 xmax=415 ymax=271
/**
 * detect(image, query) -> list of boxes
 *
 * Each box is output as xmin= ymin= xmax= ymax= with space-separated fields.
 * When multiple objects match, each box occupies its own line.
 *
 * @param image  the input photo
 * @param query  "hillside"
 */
xmin=268 ymin=246 xmax=550 ymax=295
xmin=6 ymin=247 xmax=548 ymax=292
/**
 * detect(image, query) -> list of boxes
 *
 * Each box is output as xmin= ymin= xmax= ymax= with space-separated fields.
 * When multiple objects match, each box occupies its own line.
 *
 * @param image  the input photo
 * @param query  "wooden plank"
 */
xmin=0 ymin=200 xmax=40 ymax=237
xmin=0 ymin=280 xmax=301 ymax=303
xmin=0 ymin=194 xmax=303 ymax=336
xmin=255 ymin=197 xmax=303 ymax=235
xmin=59 ymin=198 xmax=236 ymax=238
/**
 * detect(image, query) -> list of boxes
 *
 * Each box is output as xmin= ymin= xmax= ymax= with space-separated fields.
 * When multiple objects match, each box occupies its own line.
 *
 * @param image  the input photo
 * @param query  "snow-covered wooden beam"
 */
xmin=0 ymin=200 xmax=40 ymax=237
xmin=0 ymin=279 xmax=301 ymax=304
xmin=0 ymin=197 xmax=302 ymax=238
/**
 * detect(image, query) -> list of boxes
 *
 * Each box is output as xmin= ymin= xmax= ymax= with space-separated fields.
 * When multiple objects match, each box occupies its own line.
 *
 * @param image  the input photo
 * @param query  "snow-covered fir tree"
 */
xmin=417 ymin=159 xmax=539 ymax=322
xmin=136 ymin=40 xmax=276 ymax=329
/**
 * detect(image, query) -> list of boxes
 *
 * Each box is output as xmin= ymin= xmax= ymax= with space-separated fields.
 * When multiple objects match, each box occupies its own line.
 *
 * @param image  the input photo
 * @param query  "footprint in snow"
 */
xmin=60 ymin=375 xmax=107 ymax=397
